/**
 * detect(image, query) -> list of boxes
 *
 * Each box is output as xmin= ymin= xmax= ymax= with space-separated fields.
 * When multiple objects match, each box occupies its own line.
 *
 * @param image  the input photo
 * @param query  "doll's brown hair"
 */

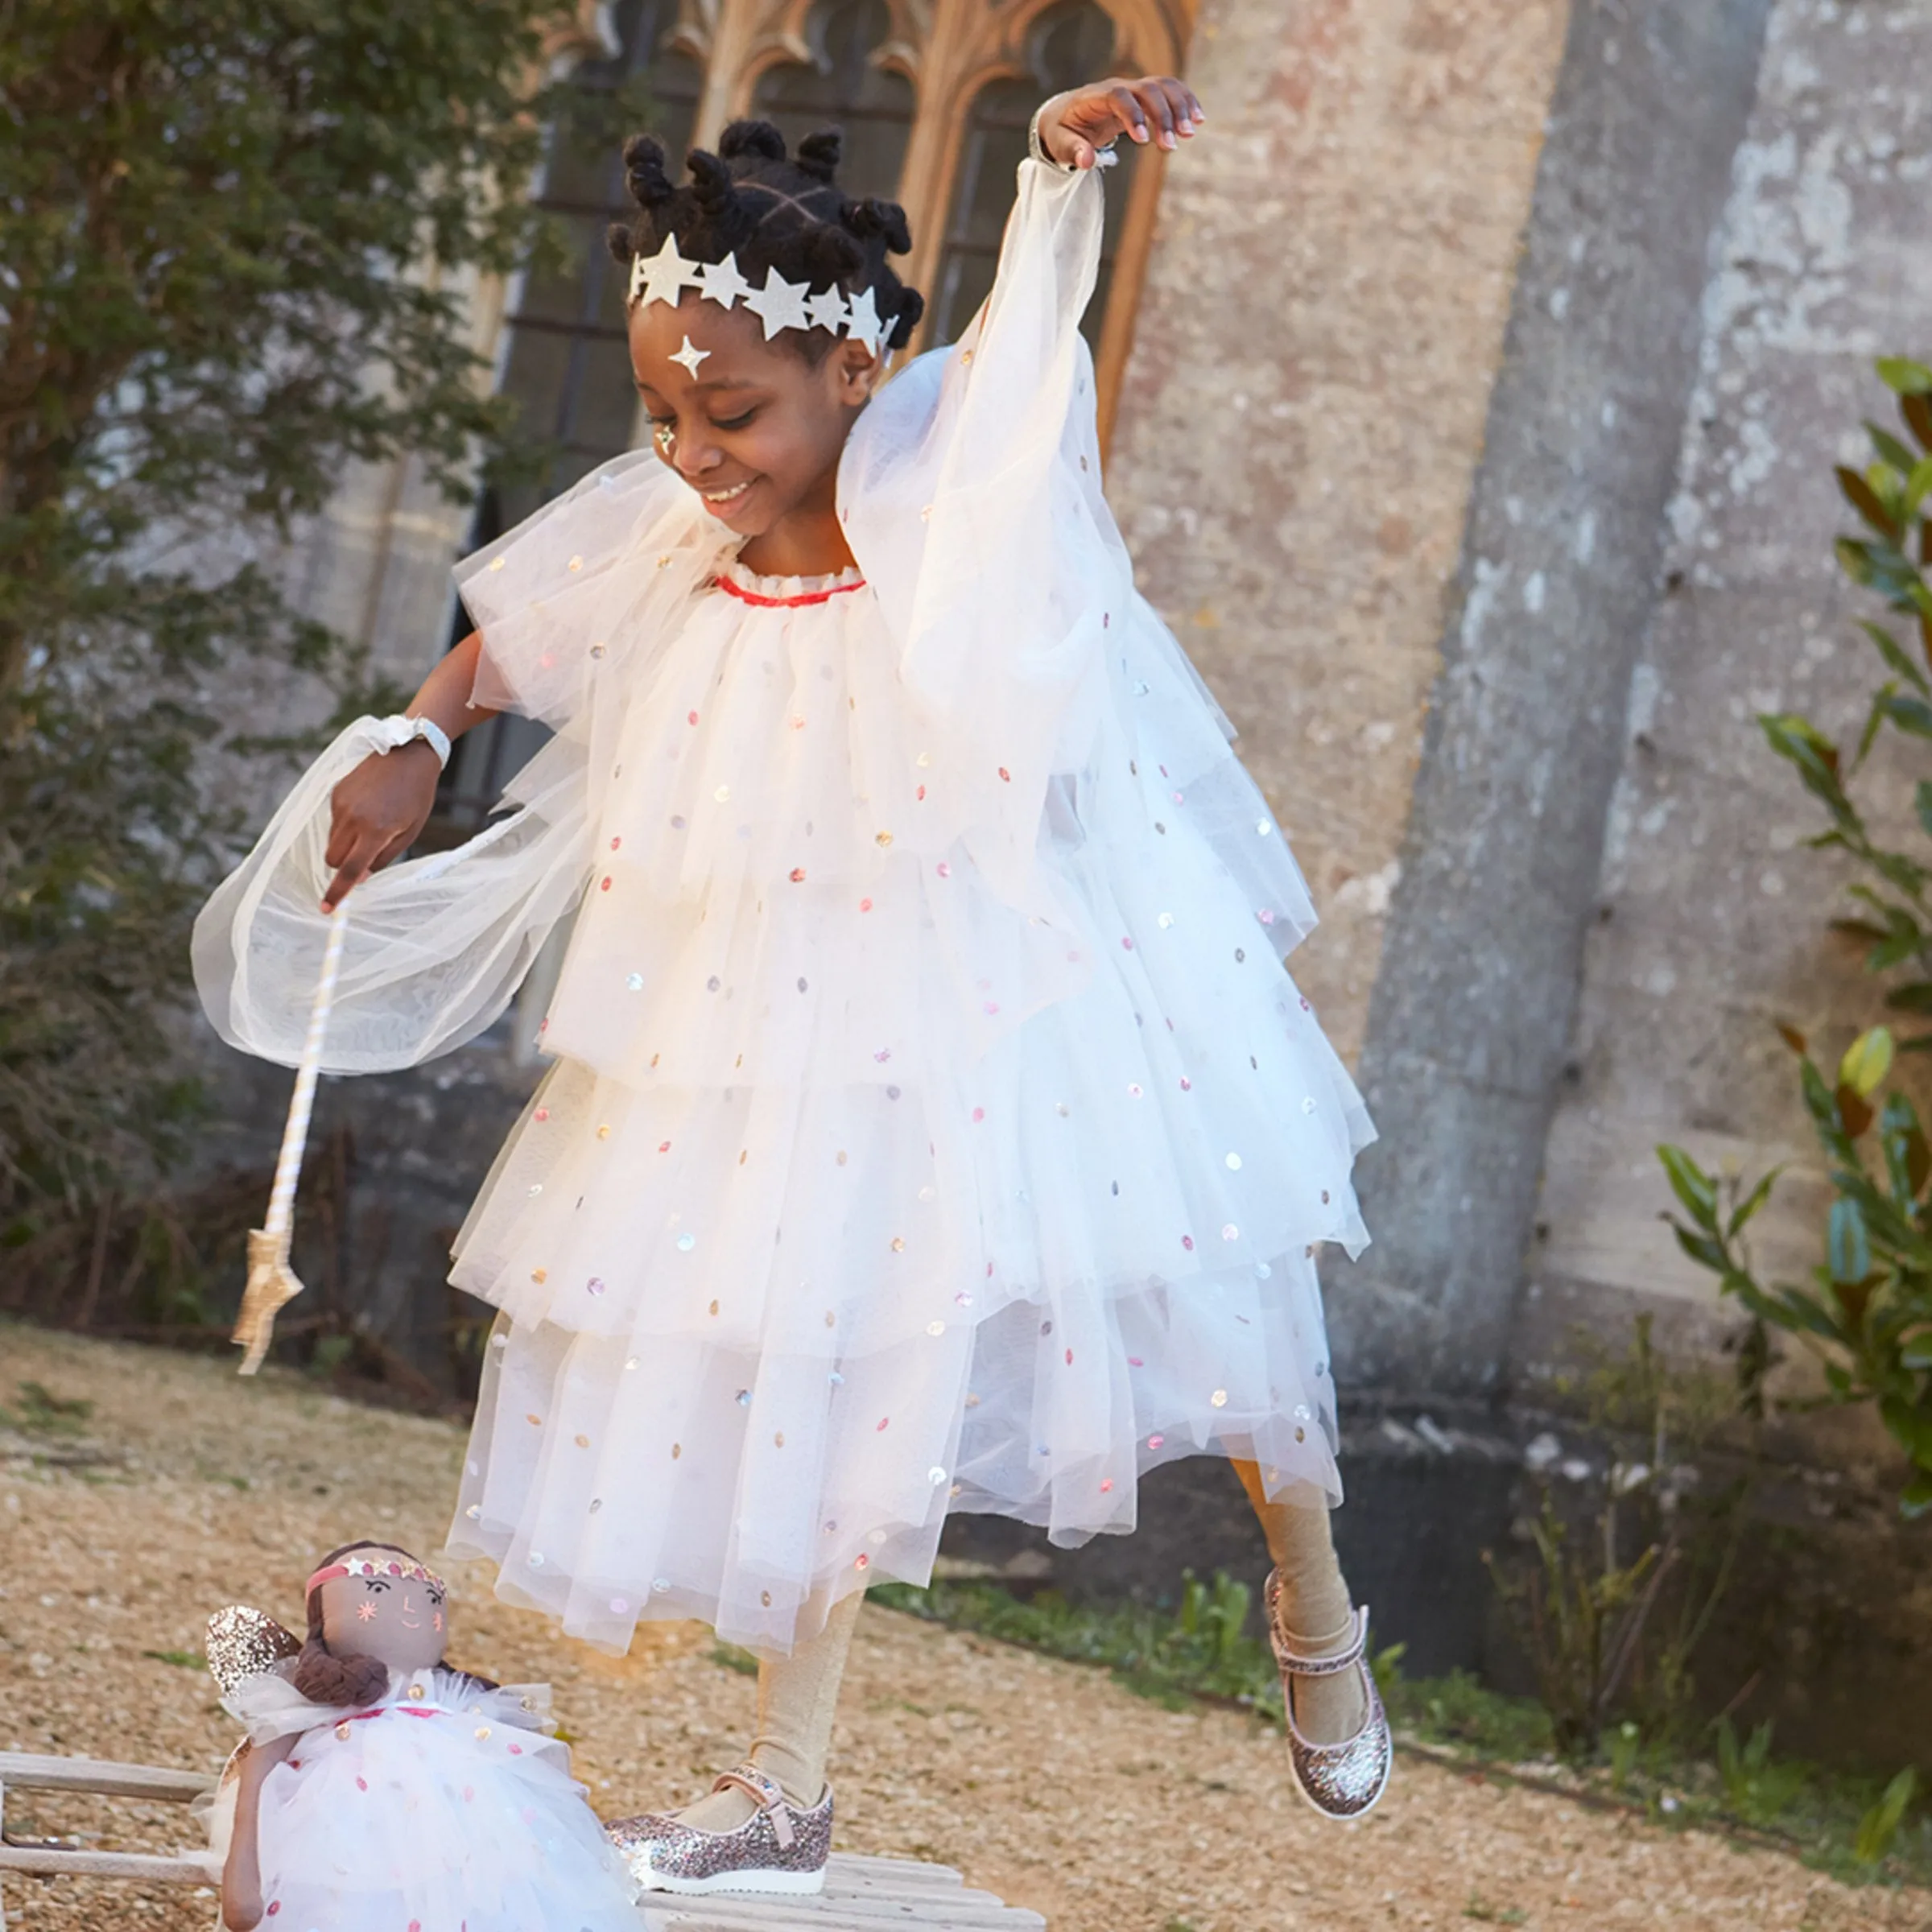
xmin=291 ymin=1540 xmax=496 ymax=1706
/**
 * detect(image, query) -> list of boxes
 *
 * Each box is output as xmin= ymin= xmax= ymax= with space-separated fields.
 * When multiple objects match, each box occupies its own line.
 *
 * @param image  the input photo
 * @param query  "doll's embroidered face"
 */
xmin=316 ymin=1546 xmax=448 ymax=1676
xmin=630 ymin=292 xmax=881 ymax=543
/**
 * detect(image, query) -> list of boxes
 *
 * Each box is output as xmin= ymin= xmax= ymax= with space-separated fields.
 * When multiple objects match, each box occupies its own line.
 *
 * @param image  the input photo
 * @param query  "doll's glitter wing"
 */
xmin=204 ymin=1603 xmax=300 ymax=1695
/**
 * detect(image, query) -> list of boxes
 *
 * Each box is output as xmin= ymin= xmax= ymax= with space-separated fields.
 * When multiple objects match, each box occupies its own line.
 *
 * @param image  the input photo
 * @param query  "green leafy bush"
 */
xmin=1658 ymin=356 xmax=1932 ymax=1514
xmin=1662 ymin=1027 xmax=1932 ymax=1513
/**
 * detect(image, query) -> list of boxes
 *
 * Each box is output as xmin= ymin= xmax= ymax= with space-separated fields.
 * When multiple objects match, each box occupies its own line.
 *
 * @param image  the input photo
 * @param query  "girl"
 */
xmin=196 ymin=75 xmax=1389 ymax=1895
xmin=208 ymin=1541 xmax=637 ymax=1930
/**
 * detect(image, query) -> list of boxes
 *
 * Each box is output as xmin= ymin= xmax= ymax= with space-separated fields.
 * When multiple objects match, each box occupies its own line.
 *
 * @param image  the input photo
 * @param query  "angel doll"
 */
xmin=203 ymin=1540 xmax=638 ymax=1932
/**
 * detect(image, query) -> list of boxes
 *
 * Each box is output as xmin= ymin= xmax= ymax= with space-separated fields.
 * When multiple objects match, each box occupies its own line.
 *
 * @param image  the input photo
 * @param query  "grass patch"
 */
xmin=1463 ymin=1899 xmax=1527 ymax=1926
xmin=0 ymin=1381 xmax=95 ymax=1438
xmin=142 ymin=1649 xmax=206 ymax=1670
xmin=709 ymin=1642 xmax=760 ymax=1678
xmin=869 ymin=1571 xmax=1276 ymax=1712
xmin=869 ymin=1571 xmax=1932 ymax=1889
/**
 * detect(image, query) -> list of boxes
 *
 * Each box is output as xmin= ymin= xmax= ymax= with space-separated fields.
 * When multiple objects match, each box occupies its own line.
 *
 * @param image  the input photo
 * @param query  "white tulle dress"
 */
xmin=194 ymin=155 xmax=1374 ymax=1654
xmin=211 ymin=1665 xmax=638 ymax=1930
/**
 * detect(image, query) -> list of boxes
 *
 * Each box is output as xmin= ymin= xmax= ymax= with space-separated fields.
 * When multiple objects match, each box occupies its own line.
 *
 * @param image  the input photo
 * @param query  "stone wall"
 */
xmin=1319 ymin=0 xmax=1778 ymax=1394
xmin=1107 ymin=0 xmax=1571 ymax=1066
xmin=1523 ymin=0 xmax=1932 ymax=1455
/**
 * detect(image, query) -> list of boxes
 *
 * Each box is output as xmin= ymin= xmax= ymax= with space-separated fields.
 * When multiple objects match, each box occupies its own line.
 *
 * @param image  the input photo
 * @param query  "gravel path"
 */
xmin=1 ymin=1326 xmax=1919 ymax=1931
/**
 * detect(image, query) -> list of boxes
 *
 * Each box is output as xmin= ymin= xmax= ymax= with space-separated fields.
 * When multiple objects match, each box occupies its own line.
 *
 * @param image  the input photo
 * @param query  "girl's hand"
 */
xmin=1036 ymin=76 xmax=1204 ymax=169
xmin=322 ymin=741 xmax=442 ymax=910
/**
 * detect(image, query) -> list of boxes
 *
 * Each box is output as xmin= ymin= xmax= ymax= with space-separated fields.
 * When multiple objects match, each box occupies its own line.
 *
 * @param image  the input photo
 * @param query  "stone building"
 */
xmin=208 ymin=0 xmax=1932 ymax=1760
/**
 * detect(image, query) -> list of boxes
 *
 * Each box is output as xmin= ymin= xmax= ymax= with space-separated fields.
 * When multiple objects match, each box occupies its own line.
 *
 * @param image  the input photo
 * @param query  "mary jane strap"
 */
xmin=712 ymin=1761 xmax=796 ymax=1849
xmin=1267 ymin=1600 xmax=1370 ymax=1678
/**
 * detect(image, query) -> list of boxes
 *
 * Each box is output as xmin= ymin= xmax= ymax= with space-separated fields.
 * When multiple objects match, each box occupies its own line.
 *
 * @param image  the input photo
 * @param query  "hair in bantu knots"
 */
xmin=608 ymin=121 xmax=926 ymax=358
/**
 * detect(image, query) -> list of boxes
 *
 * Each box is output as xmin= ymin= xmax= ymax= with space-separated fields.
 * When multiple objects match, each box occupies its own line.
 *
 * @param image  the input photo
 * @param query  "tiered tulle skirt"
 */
xmin=444 ymin=558 xmax=1373 ymax=1653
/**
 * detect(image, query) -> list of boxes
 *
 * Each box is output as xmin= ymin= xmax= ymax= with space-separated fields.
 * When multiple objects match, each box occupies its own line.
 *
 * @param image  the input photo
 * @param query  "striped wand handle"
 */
xmin=263 ymin=904 xmax=350 ymax=1241
xmin=235 ymin=903 xmax=349 ymax=1374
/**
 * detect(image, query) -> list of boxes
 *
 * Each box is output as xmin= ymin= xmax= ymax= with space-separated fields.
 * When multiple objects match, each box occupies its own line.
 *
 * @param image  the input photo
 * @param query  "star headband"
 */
xmin=308 ymin=1554 xmax=448 ymax=1596
xmin=627 ymin=233 xmax=886 ymax=353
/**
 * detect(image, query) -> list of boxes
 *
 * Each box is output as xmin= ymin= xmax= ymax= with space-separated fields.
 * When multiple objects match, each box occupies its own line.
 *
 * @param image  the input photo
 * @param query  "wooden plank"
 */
xmin=640 ymin=1889 xmax=1043 ymax=1931
xmin=644 ymin=1908 xmax=1043 ymax=1932
xmin=0 ymin=1845 xmax=212 ymax=1884
xmin=0 ymin=1753 xmax=1042 ymax=1926
xmin=828 ymin=1854 xmax=965 ymax=1888
xmin=824 ymin=1872 xmax=976 ymax=1901
xmin=0 ymin=1752 xmax=215 ymax=1803
xmin=0 ymin=1840 xmax=1042 ymax=1924
xmin=821 ymin=1889 xmax=1022 ymax=1920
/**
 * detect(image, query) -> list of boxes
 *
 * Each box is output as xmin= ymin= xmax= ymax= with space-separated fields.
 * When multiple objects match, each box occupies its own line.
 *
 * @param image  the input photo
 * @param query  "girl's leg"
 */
xmin=676 ymin=1588 xmax=865 ymax=1831
xmin=1232 ymin=1459 xmax=1368 ymax=1744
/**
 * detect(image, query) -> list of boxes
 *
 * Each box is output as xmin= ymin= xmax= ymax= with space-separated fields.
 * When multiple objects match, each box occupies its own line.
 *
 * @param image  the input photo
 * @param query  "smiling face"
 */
xmin=628 ymin=291 xmax=881 ymax=551
xmin=316 ymin=1548 xmax=448 ymax=1676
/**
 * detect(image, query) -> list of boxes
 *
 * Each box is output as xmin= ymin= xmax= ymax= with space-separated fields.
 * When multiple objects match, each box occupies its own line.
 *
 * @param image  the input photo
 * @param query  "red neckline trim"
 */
xmin=714 ymin=570 xmax=866 ymax=610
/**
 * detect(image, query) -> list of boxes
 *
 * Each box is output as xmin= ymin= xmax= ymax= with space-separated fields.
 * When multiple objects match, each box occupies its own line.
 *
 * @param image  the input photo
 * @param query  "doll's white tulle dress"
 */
xmin=210 ymin=1665 xmax=638 ymax=1930
xmin=194 ymin=155 xmax=1375 ymax=1653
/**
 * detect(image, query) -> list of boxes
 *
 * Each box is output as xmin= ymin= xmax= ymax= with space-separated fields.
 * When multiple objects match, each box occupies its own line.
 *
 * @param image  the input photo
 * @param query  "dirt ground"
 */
xmin=2 ymin=1325 xmax=1924 ymax=1932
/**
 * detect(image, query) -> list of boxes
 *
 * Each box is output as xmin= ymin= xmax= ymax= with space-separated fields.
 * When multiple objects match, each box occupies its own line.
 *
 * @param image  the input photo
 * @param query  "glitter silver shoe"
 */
xmin=606 ymin=1761 xmax=832 ymax=1895
xmin=1264 ymin=1579 xmax=1393 ymax=1822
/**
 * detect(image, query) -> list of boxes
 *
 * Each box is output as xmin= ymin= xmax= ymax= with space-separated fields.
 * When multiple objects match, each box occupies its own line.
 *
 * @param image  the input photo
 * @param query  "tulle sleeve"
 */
xmin=840 ymin=157 xmax=1122 ymax=908
xmin=191 ymin=720 xmax=592 ymax=1073
xmin=221 ymin=1663 xmax=338 ymax=1748
xmin=192 ymin=456 xmax=723 ymax=1074
xmin=464 ymin=1677 xmax=559 ymax=1736
xmin=457 ymin=451 xmax=711 ymax=729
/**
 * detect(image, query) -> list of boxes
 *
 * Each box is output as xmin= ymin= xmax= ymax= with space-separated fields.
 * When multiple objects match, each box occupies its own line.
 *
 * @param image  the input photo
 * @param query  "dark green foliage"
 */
xmin=1656 ymin=355 xmax=1932 ymax=1513
xmin=1485 ymin=1315 xmax=1762 ymax=1761
xmin=1660 ymin=1026 xmax=1932 ymax=1513
xmin=1713 ymin=1716 xmax=1808 ymax=1827
xmin=1856 ymin=1765 xmax=1918 ymax=1868
xmin=1761 ymin=357 xmax=1932 ymax=1046
xmin=0 ymin=1 xmax=584 ymax=1257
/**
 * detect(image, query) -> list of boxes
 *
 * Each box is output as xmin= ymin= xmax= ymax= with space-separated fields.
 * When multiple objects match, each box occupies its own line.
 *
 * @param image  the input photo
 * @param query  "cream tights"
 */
xmin=676 ymin=1589 xmax=864 ymax=1832
xmin=676 ymin=1465 xmax=1357 ymax=1835
xmin=1233 ymin=1459 xmax=1368 ymax=1746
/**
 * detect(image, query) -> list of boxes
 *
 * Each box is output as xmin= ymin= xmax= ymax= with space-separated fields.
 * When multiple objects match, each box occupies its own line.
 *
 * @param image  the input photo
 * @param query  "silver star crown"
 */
xmin=627 ymin=236 xmax=886 ymax=353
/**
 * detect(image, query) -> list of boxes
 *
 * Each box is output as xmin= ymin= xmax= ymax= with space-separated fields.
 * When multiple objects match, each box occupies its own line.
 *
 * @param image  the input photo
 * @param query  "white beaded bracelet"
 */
xmin=378 ymin=713 xmax=452 ymax=770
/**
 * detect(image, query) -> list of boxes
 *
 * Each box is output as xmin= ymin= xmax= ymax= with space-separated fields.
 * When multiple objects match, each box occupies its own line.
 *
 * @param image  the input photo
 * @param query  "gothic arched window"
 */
xmin=751 ymin=0 xmax=917 ymax=203
xmin=493 ymin=0 xmax=702 ymax=534
xmin=439 ymin=1 xmax=703 ymax=839
xmin=927 ymin=3 xmax=1134 ymax=356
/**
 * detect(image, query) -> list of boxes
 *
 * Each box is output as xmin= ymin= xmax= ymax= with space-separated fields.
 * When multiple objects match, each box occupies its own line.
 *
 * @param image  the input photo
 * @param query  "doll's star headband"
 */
xmin=308 ymin=1554 xmax=448 ymax=1596
xmin=628 ymin=234 xmax=885 ymax=352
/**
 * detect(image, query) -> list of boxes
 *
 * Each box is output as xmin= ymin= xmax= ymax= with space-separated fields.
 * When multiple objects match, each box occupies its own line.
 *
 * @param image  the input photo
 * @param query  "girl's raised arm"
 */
xmin=848 ymin=78 xmax=1207 ymax=910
